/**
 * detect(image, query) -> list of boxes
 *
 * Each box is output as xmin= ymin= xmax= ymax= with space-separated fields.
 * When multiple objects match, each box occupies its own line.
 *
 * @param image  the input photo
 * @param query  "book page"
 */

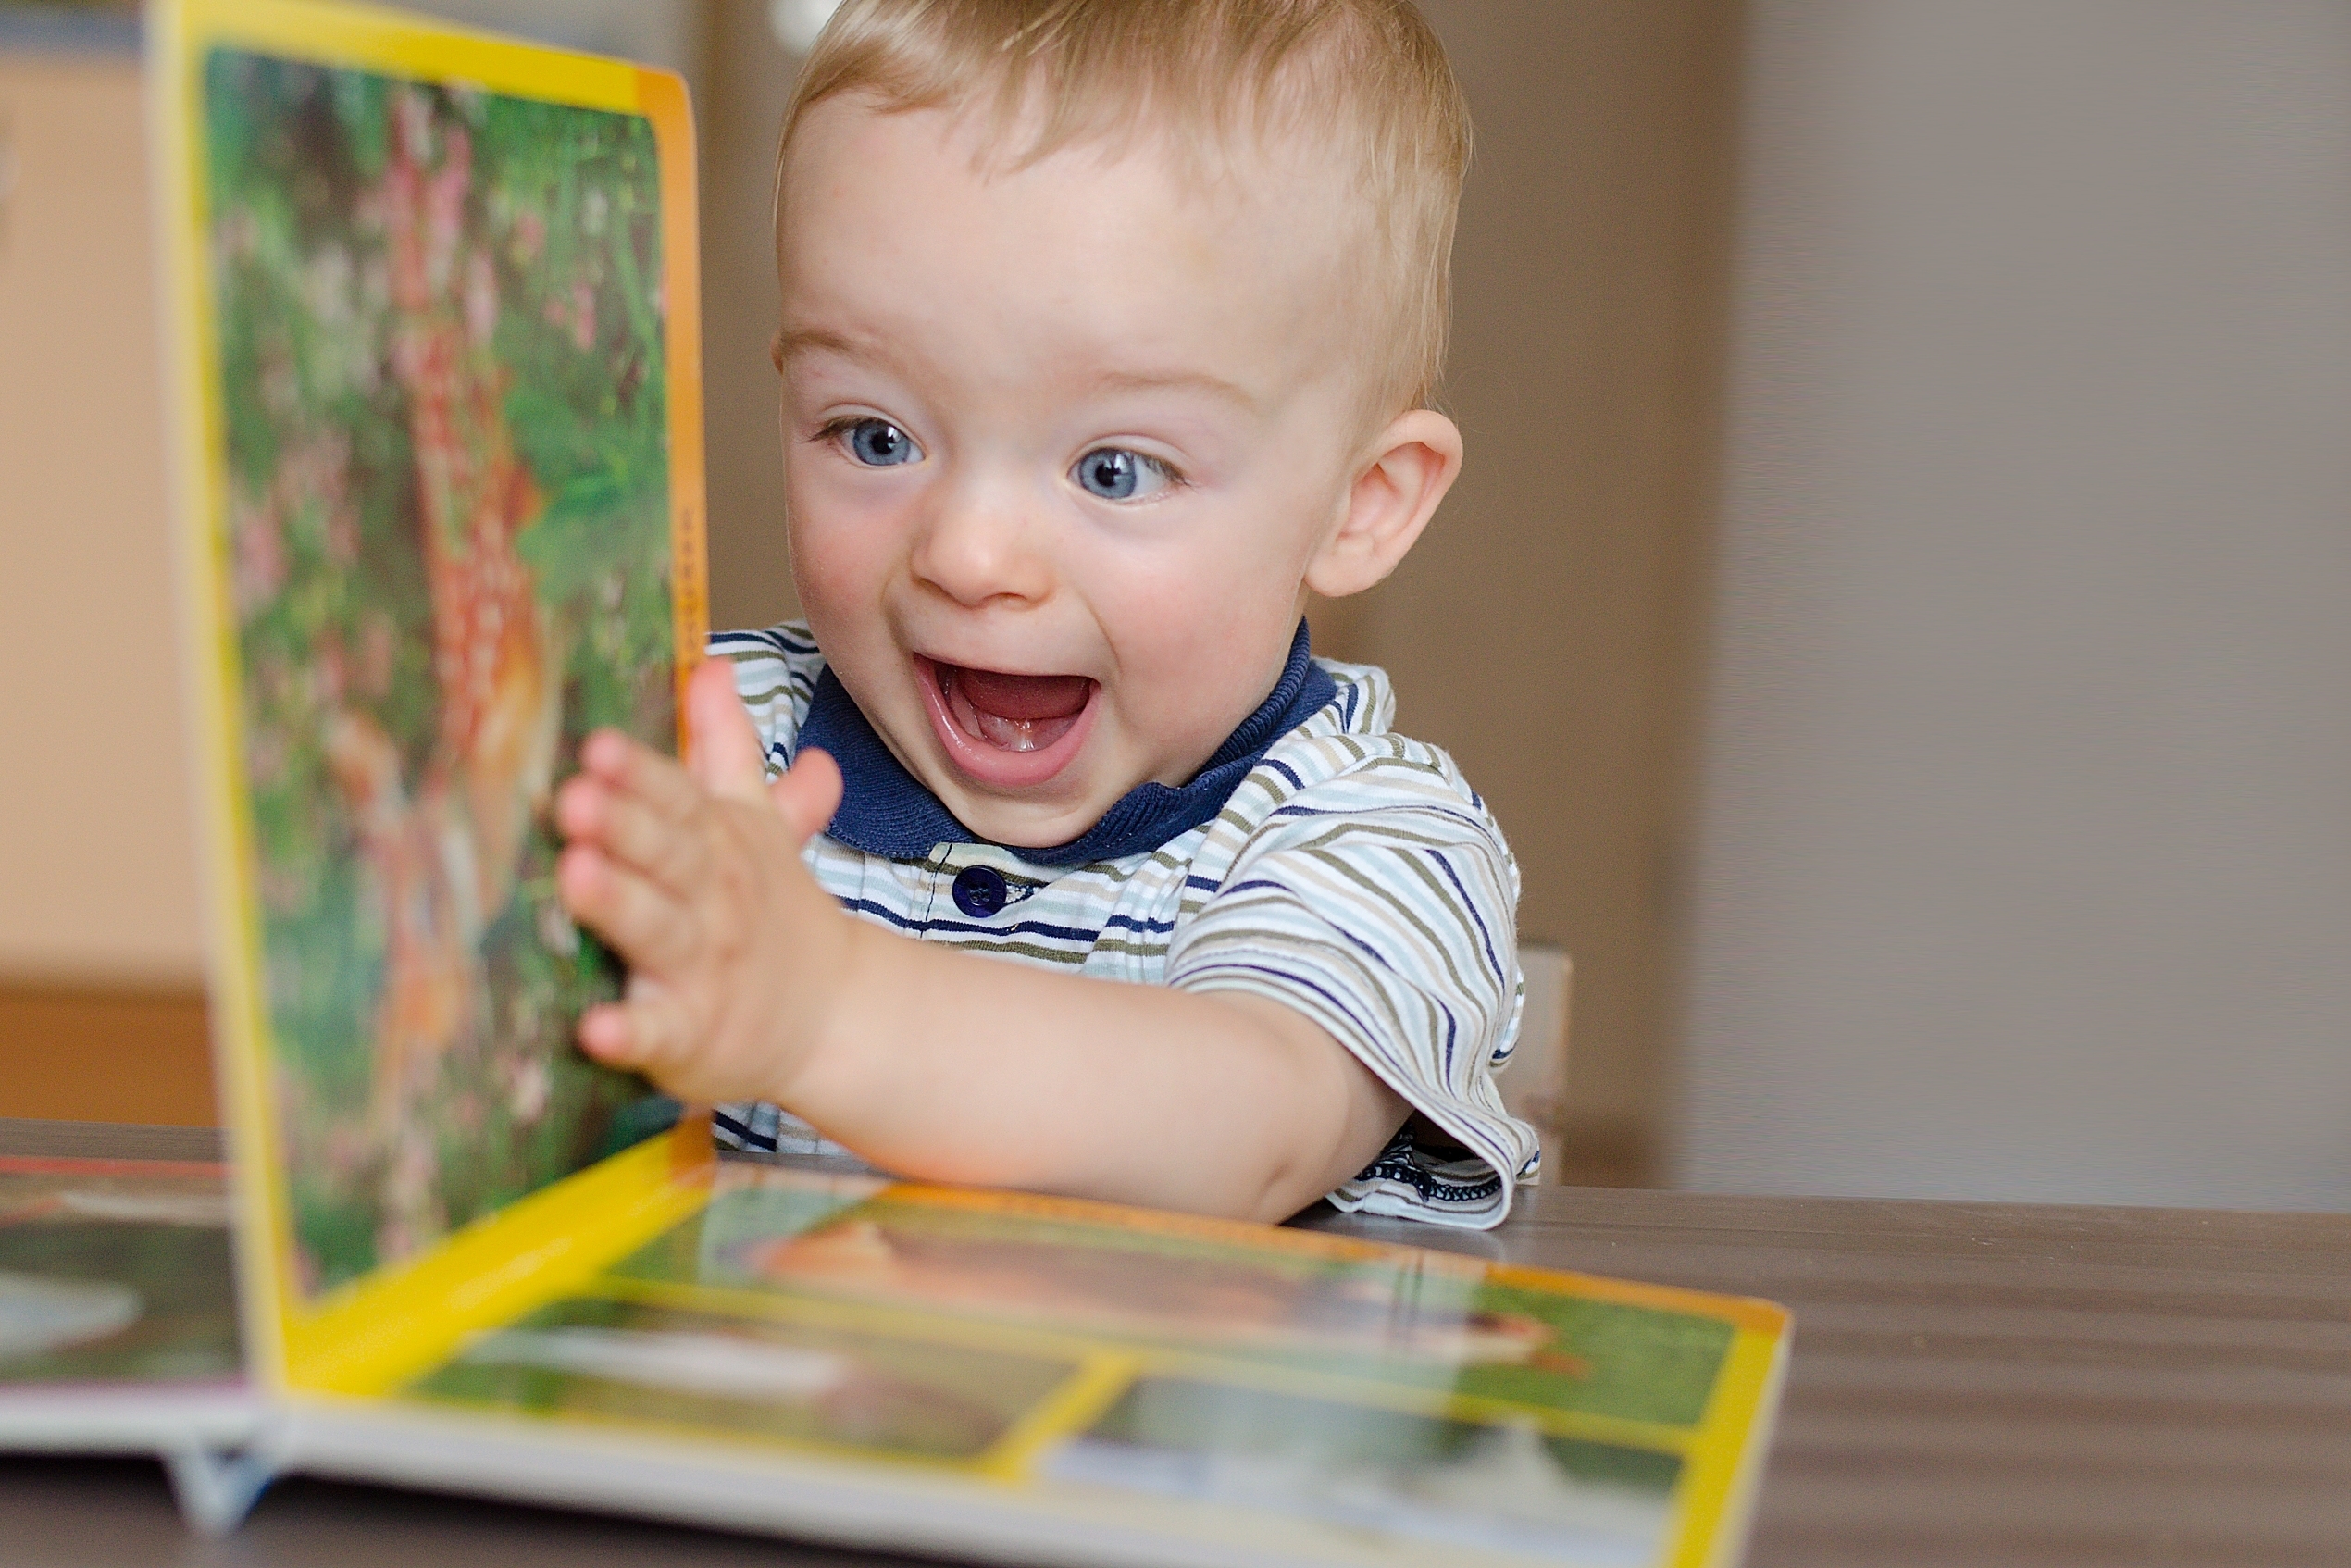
xmin=203 ymin=50 xmax=678 ymax=1294
xmin=156 ymin=0 xmax=709 ymax=1365
xmin=398 ymin=1164 xmax=1785 ymax=1568
xmin=0 ymin=1157 xmax=240 ymax=1390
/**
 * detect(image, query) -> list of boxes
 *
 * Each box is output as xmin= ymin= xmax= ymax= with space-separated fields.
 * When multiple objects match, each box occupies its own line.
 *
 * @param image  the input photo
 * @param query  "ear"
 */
xmin=1304 ymin=409 xmax=1462 ymax=600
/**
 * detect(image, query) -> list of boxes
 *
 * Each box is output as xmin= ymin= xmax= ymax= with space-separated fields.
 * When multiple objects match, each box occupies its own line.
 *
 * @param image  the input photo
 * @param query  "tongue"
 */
xmin=944 ymin=666 xmax=1092 ymax=754
xmin=955 ymin=667 xmax=1092 ymax=723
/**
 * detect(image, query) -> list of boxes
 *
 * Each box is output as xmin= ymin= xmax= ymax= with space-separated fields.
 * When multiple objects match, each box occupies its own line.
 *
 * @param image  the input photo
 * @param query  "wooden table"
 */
xmin=5 ymin=1119 xmax=2348 ymax=1567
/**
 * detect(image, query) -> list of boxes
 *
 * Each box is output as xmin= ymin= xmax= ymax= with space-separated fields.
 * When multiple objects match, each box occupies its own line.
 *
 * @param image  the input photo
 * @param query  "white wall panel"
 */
xmin=1679 ymin=1 xmax=2351 ymax=1205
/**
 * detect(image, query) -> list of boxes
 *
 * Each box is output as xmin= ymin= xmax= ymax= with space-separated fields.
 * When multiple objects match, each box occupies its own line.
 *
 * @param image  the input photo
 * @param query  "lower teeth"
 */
xmin=974 ymin=710 xmax=1041 ymax=752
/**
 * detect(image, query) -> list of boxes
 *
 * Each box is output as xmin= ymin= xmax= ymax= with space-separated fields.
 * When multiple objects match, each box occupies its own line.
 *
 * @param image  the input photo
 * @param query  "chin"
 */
xmin=944 ymin=786 xmax=1114 ymax=851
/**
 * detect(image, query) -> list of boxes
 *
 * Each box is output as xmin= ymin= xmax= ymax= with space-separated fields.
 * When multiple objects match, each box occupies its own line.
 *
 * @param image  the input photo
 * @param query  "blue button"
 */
xmin=951 ymin=865 xmax=1010 ymax=918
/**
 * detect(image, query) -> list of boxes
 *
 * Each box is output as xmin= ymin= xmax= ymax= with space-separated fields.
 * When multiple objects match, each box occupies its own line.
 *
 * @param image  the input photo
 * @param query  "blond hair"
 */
xmin=776 ymin=0 xmax=1469 ymax=417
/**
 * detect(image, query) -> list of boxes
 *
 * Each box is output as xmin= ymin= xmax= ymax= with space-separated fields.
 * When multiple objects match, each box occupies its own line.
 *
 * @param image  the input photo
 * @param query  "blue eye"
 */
xmin=840 ymin=417 xmax=920 ymax=467
xmin=1073 ymin=447 xmax=1172 ymax=501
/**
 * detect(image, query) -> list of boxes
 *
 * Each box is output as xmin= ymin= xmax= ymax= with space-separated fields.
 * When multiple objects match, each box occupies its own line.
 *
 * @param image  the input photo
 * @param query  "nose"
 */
xmin=906 ymin=479 xmax=1053 ymax=608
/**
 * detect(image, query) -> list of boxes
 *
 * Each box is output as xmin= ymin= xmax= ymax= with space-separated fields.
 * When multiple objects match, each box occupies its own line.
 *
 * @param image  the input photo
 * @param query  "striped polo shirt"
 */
xmin=710 ymin=622 xmax=1541 ymax=1228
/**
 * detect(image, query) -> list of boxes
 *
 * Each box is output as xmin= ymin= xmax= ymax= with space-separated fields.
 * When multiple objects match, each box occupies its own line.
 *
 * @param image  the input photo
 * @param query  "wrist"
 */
xmin=763 ymin=910 xmax=886 ymax=1114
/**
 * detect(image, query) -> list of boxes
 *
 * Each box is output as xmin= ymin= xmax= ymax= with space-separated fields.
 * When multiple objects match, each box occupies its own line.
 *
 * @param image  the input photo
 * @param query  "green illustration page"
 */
xmin=198 ymin=45 xmax=686 ymax=1298
xmin=0 ymin=1157 xmax=242 ymax=1392
xmin=394 ymin=1163 xmax=1783 ymax=1568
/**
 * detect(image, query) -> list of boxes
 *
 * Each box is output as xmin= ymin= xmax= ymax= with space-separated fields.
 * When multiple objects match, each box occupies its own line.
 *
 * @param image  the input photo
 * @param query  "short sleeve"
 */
xmin=710 ymin=623 xmax=824 ymax=780
xmin=1163 ymin=763 xmax=1541 ymax=1228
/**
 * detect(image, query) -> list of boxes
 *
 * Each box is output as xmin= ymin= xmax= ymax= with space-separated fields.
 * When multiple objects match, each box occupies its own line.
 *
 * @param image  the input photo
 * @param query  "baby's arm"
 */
xmin=555 ymin=659 xmax=1407 ymax=1222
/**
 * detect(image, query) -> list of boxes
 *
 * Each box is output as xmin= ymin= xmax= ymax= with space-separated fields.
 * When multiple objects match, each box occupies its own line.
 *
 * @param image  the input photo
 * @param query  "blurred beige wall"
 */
xmin=1384 ymin=2 xmax=1738 ymax=1177
xmin=0 ymin=46 xmax=204 ymax=988
xmin=698 ymin=0 xmax=800 ymax=633
xmin=1680 ymin=0 xmax=2351 ymax=1205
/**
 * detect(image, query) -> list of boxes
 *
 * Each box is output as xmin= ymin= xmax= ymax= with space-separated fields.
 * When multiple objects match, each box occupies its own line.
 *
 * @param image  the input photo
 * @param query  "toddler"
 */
xmin=555 ymin=0 xmax=1540 ymax=1226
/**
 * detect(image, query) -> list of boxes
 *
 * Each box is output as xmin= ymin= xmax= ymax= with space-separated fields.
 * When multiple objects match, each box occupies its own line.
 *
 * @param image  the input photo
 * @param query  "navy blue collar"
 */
xmin=796 ymin=620 xmax=1337 ymax=866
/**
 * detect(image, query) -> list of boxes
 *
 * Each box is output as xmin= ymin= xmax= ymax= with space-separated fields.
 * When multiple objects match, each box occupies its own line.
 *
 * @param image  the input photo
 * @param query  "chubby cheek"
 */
xmin=1096 ymin=544 xmax=1310 ymax=765
xmin=784 ymin=468 xmax=903 ymax=643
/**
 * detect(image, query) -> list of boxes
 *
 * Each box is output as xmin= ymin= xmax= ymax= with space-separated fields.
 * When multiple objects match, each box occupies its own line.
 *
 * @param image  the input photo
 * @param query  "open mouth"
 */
xmin=916 ymin=656 xmax=1099 ymax=787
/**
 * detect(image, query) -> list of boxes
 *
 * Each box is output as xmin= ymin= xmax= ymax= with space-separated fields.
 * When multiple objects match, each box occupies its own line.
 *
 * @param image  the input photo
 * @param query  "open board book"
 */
xmin=0 ymin=2 xmax=1790 ymax=1563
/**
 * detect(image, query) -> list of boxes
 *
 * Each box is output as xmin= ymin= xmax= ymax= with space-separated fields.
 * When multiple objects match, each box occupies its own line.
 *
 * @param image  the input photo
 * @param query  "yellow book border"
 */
xmin=1664 ymin=1321 xmax=1788 ymax=1568
xmin=150 ymin=0 xmax=708 ymax=1400
xmin=287 ymin=1124 xmax=716 ymax=1396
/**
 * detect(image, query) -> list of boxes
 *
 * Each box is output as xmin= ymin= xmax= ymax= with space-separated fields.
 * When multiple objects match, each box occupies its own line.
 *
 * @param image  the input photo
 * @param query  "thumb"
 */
xmin=768 ymin=746 xmax=843 ymax=847
xmin=684 ymin=657 xmax=769 ymax=803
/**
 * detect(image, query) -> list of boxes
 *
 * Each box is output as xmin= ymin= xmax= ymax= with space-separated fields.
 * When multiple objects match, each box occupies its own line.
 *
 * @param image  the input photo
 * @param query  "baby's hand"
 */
xmin=554 ymin=659 xmax=847 ymax=1107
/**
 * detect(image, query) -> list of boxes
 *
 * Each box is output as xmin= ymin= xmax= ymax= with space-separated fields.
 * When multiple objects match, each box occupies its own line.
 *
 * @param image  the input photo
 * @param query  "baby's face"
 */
xmin=775 ymin=99 xmax=1375 ymax=847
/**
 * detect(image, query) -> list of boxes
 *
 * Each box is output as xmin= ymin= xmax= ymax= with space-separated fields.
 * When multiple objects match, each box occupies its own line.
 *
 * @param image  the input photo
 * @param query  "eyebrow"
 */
xmin=773 ymin=324 xmax=866 ymax=367
xmin=774 ymin=327 xmax=1261 ymax=414
xmin=1088 ymin=367 xmax=1261 ymax=412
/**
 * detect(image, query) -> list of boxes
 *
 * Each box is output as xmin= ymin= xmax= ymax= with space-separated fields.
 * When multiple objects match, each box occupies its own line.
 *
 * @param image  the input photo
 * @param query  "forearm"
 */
xmin=773 ymin=919 xmax=1407 ymax=1222
xmin=550 ymin=690 xmax=1410 ymax=1224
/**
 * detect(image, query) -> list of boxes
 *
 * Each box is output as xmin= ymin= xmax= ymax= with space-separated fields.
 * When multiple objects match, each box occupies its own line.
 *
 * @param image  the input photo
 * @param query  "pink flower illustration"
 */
xmin=568 ymin=278 xmax=597 ymax=351
xmin=464 ymin=249 xmax=499 ymax=343
xmin=231 ymin=492 xmax=287 ymax=616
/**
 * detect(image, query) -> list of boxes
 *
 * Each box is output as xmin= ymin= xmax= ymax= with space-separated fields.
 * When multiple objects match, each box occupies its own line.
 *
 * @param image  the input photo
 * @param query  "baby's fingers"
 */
xmin=578 ymin=982 xmax=737 ymax=1104
xmin=556 ymin=842 xmax=702 ymax=977
xmin=577 ymin=727 xmax=706 ymax=827
xmin=555 ymin=770 xmax=711 ymax=895
xmin=768 ymin=746 xmax=843 ymax=846
xmin=577 ymin=988 xmax=688 ymax=1077
xmin=685 ymin=658 xmax=772 ymax=804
